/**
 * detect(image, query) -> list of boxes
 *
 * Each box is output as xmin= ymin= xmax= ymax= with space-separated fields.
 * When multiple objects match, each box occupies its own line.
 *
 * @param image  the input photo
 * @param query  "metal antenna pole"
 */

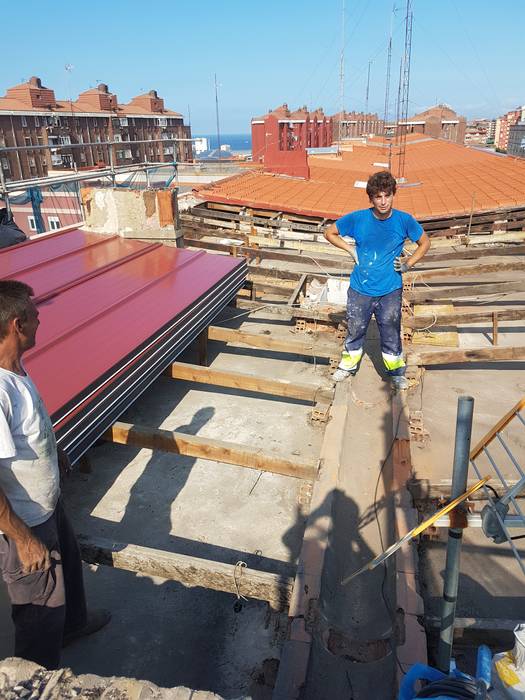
xmin=437 ymin=395 xmax=475 ymax=673
xmin=383 ymin=4 xmax=395 ymax=154
xmin=338 ymin=0 xmax=346 ymax=151
xmin=365 ymin=60 xmax=371 ymax=117
xmin=214 ymin=74 xmax=222 ymax=163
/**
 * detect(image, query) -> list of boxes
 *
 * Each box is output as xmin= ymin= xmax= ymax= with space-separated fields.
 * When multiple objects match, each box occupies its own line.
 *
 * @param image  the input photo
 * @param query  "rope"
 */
xmin=233 ymin=561 xmax=248 ymax=602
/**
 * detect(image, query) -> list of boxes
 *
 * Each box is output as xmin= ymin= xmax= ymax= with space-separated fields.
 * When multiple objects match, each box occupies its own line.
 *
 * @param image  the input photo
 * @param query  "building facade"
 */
xmin=508 ymin=122 xmax=525 ymax=159
xmin=397 ymin=104 xmax=466 ymax=144
xmin=251 ymin=104 xmax=333 ymax=167
xmin=0 ymin=77 xmax=192 ymax=183
xmin=331 ymin=111 xmax=384 ymax=139
xmin=495 ymin=106 xmax=525 ymax=151
xmin=464 ymin=118 xmax=496 ymax=146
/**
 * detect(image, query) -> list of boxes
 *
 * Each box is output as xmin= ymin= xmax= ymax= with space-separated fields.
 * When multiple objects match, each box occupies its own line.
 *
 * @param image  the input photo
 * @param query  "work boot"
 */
xmin=390 ymin=375 xmax=408 ymax=391
xmin=332 ymin=367 xmax=356 ymax=383
xmin=63 ymin=608 xmax=111 ymax=647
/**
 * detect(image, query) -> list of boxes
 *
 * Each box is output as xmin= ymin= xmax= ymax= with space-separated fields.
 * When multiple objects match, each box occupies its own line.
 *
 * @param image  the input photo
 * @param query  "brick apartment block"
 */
xmin=0 ymin=77 xmax=192 ymax=182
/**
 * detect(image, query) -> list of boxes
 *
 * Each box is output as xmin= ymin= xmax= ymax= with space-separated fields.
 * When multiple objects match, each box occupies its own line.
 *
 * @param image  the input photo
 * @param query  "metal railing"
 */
xmin=470 ymin=396 xmax=525 ymax=577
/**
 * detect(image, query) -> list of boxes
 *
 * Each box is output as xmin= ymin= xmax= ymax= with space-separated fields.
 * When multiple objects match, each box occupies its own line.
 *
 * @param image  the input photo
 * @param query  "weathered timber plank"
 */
xmin=408 ymin=477 xmax=524 ymax=501
xmin=407 ymin=345 xmax=525 ymax=366
xmin=416 ymin=244 xmax=525 ymax=263
xmin=406 ymin=280 xmax=524 ymax=303
xmin=407 ymin=260 xmax=525 ymax=281
xmin=207 ymin=325 xmax=339 ymax=359
xmin=105 ymin=422 xmax=318 ymax=480
xmin=288 ymin=273 xmax=308 ymax=307
xmin=184 ymin=237 xmax=351 ymax=270
xmin=165 ymin=362 xmax=333 ymax=402
xmin=405 ymin=307 xmax=525 ymax=329
xmin=231 ymin=299 xmax=294 ymax=318
xmin=78 ymin=535 xmax=294 ymax=610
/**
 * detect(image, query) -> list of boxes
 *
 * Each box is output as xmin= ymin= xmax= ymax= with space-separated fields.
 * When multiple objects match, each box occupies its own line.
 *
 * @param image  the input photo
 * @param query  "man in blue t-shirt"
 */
xmin=324 ymin=170 xmax=430 ymax=389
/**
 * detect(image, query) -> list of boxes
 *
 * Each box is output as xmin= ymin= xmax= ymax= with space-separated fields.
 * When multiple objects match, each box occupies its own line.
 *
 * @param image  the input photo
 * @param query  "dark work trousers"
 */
xmin=0 ymin=500 xmax=87 ymax=669
xmin=342 ymin=286 xmax=405 ymax=376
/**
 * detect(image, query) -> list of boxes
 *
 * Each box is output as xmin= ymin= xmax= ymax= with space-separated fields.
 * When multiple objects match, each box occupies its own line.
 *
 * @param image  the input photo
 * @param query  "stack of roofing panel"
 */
xmin=0 ymin=229 xmax=247 ymax=462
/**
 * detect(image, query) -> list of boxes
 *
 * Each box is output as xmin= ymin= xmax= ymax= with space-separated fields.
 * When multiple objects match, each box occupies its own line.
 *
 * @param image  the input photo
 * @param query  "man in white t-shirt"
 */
xmin=0 ymin=280 xmax=110 ymax=669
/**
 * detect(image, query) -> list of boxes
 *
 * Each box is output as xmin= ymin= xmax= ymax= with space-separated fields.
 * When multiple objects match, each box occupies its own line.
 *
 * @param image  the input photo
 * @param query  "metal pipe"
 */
xmin=437 ymin=395 xmax=475 ymax=673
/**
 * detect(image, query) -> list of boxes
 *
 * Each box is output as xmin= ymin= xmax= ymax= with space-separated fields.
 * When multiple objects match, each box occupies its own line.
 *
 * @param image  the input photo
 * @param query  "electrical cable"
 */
xmin=414 ymin=676 xmax=479 ymax=698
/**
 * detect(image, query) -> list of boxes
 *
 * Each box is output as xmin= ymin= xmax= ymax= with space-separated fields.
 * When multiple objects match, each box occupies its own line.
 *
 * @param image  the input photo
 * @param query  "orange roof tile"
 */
xmin=196 ymin=138 xmax=525 ymax=220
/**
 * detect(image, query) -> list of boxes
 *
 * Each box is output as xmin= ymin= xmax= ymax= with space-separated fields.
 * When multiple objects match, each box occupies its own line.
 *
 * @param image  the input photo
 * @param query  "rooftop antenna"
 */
xmin=396 ymin=0 xmax=413 ymax=180
xmin=365 ymin=60 xmax=372 ymax=121
xmin=214 ymin=73 xmax=222 ymax=162
xmin=383 ymin=4 xmax=396 ymax=162
xmin=338 ymin=0 xmax=346 ymax=154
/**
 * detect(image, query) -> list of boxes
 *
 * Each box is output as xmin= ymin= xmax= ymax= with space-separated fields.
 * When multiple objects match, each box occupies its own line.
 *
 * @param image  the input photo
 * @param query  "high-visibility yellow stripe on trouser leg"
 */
xmin=339 ymin=349 xmax=363 ymax=372
xmin=382 ymin=352 xmax=405 ymax=372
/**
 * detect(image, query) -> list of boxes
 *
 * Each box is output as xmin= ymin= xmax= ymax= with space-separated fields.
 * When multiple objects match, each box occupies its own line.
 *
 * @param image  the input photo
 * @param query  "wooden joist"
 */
xmin=406 ymin=280 xmax=524 ymax=303
xmin=104 ymin=421 xmax=318 ymax=480
xmin=407 ymin=259 xmax=525 ymax=281
xmin=407 ymin=345 xmax=525 ymax=366
xmin=404 ymin=307 xmax=525 ymax=329
xmin=78 ymin=535 xmax=294 ymax=610
xmin=165 ymin=362 xmax=333 ymax=403
xmin=207 ymin=325 xmax=340 ymax=359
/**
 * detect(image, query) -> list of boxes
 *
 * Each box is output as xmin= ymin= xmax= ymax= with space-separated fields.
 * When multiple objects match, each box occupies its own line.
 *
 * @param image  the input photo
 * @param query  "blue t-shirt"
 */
xmin=336 ymin=208 xmax=423 ymax=296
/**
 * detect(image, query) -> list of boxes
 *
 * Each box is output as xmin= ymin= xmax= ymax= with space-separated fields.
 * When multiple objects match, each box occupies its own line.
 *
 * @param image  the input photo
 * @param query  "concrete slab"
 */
xmin=0 ymin=309 xmax=327 ymax=698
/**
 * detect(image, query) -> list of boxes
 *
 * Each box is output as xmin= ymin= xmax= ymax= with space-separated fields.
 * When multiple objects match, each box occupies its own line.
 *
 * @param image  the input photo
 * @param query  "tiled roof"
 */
xmin=196 ymin=138 xmax=525 ymax=220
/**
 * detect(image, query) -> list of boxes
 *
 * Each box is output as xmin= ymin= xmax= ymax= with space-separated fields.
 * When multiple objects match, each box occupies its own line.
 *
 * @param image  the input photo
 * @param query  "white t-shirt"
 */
xmin=0 ymin=366 xmax=60 ymax=528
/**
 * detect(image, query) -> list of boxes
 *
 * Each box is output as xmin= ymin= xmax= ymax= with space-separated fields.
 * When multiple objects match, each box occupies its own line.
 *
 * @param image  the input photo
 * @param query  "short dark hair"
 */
xmin=0 ymin=280 xmax=34 ymax=340
xmin=366 ymin=171 xmax=397 ymax=199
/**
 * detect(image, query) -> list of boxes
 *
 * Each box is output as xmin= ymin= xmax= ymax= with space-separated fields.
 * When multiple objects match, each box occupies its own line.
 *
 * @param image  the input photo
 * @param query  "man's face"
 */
xmin=17 ymin=300 xmax=40 ymax=350
xmin=370 ymin=190 xmax=394 ymax=218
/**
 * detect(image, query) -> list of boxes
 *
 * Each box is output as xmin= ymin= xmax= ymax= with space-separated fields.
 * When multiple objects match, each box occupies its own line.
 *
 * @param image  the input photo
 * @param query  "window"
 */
xmin=1 ymin=157 xmax=10 ymax=171
xmin=77 ymin=134 xmax=84 ymax=144
xmin=48 ymin=216 xmax=60 ymax=230
xmin=156 ymin=117 xmax=167 ymax=127
xmin=34 ymin=116 xmax=39 ymax=127
xmin=24 ymin=136 xmax=32 ymax=146
xmin=80 ymin=152 xmax=86 ymax=163
xmin=28 ymin=216 xmax=37 ymax=231
xmin=28 ymin=156 xmax=36 ymax=167
xmin=119 ymin=117 xmax=128 ymax=127
xmin=21 ymin=115 xmax=28 ymax=127
xmin=59 ymin=136 xmax=71 ymax=145
xmin=114 ymin=134 xmax=122 ymax=142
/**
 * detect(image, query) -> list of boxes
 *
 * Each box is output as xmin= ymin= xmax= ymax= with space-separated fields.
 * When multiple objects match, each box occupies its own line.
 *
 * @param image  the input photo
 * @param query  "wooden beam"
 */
xmin=407 ymin=345 xmax=525 ymax=367
xmin=104 ymin=421 xmax=318 ymax=480
xmin=207 ymin=325 xmax=340 ymax=359
xmin=407 ymin=260 xmax=525 ymax=281
xmin=78 ymin=535 xmax=293 ymax=610
xmin=404 ymin=307 xmax=525 ymax=329
xmin=231 ymin=299 xmax=295 ymax=318
xmin=408 ymin=477 xmax=525 ymax=501
xmin=165 ymin=362 xmax=333 ymax=403
xmin=425 ymin=616 xmax=520 ymax=631
xmin=419 ymin=244 xmax=525 ymax=263
xmin=406 ymin=280 xmax=524 ymax=303
xmin=288 ymin=273 xmax=308 ymax=308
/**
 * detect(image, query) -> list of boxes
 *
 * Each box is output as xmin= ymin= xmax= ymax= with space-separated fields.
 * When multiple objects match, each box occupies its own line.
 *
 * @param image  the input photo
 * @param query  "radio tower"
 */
xmin=396 ymin=0 xmax=413 ymax=180
xmin=382 ymin=4 xmax=396 ymax=163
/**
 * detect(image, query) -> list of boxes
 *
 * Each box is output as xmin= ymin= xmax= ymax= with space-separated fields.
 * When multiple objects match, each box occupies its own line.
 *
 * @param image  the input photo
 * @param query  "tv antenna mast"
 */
xmin=395 ymin=0 xmax=413 ymax=180
xmin=338 ymin=0 xmax=346 ymax=153
xmin=383 ymin=4 xmax=397 ymax=165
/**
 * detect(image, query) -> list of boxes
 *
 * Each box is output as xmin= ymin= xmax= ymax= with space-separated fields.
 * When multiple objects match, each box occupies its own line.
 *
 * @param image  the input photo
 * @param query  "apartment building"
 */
xmin=398 ymin=104 xmax=466 ymax=144
xmin=0 ymin=77 xmax=192 ymax=182
xmin=495 ymin=105 xmax=525 ymax=151
xmin=331 ymin=110 xmax=384 ymax=139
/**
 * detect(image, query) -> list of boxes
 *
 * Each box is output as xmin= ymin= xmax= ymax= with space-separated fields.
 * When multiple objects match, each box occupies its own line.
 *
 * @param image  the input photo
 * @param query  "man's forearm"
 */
xmin=0 ymin=488 xmax=32 ymax=541
xmin=407 ymin=232 xmax=430 ymax=268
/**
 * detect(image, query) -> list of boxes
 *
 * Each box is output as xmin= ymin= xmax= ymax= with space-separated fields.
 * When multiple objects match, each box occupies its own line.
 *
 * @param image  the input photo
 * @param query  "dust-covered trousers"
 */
xmin=338 ymin=286 xmax=405 ymax=376
xmin=0 ymin=500 xmax=87 ymax=669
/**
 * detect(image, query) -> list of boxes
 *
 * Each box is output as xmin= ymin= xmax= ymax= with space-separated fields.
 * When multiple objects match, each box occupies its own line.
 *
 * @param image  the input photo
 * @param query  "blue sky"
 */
xmin=2 ymin=0 xmax=524 ymax=133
